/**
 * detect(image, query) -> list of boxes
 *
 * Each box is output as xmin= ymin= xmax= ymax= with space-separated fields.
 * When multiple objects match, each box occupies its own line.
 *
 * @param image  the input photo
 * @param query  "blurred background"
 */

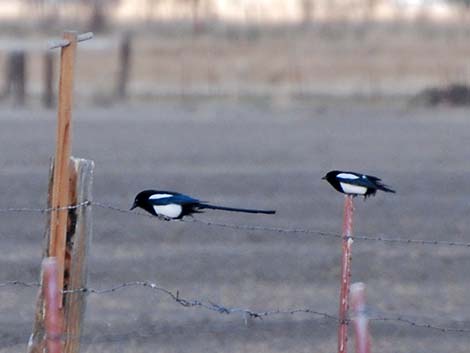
xmin=1 ymin=1 xmax=470 ymax=353
xmin=0 ymin=0 xmax=470 ymax=102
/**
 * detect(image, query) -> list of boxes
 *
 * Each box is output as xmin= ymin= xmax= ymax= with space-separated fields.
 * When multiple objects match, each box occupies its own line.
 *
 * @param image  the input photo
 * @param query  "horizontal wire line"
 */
xmin=2 ymin=280 xmax=470 ymax=334
xmin=0 ymin=280 xmax=40 ymax=288
xmin=94 ymin=202 xmax=470 ymax=248
xmin=1 ymin=200 xmax=470 ymax=248
xmin=0 ymin=200 xmax=91 ymax=213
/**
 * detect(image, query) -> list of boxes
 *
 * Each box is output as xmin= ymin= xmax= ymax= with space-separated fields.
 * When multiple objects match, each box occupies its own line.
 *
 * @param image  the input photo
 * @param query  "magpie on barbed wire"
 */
xmin=131 ymin=190 xmax=276 ymax=220
xmin=322 ymin=170 xmax=395 ymax=198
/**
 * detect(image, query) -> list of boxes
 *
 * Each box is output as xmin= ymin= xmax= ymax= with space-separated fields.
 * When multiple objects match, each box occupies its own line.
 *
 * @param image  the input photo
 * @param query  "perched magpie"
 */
xmin=131 ymin=190 xmax=276 ymax=220
xmin=322 ymin=170 xmax=395 ymax=198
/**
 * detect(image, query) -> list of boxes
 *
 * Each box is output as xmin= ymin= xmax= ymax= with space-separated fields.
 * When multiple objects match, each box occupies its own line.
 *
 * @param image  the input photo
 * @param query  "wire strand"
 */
xmin=0 ymin=200 xmax=91 ymax=213
xmin=2 ymin=280 xmax=470 ymax=334
xmin=93 ymin=202 xmax=470 ymax=248
xmin=1 ymin=200 xmax=469 ymax=248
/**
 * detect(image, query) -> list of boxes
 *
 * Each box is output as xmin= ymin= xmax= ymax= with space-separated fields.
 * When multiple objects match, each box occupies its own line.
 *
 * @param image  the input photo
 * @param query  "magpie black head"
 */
xmin=322 ymin=170 xmax=340 ymax=182
xmin=131 ymin=190 xmax=159 ymax=210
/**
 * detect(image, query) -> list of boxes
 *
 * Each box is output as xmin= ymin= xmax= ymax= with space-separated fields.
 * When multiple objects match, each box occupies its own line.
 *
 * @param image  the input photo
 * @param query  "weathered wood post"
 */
xmin=28 ymin=31 xmax=94 ymax=353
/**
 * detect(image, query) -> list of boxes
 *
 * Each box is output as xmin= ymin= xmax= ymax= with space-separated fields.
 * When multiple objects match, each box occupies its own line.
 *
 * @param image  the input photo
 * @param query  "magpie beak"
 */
xmin=321 ymin=176 xmax=326 ymax=180
xmin=130 ymin=202 xmax=137 ymax=210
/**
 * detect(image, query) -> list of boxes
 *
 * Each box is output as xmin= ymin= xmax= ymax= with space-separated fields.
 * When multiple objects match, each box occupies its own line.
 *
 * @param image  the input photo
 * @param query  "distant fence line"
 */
xmin=0 ymin=34 xmax=130 ymax=107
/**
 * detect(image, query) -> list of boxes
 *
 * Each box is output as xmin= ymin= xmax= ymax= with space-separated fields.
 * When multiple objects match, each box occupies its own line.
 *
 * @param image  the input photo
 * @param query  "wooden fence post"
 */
xmin=63 ymin=158 xmax=94 ymax=353
xmin=49 ymin=31 xmax=78 ymax=299
xmin=43 ymin=51 xmax=55 ymax=108
xmin=28 ymin=31 xmax=94 ymax=353
xmin=28 ymin=158 xmax=94 ymax=353
xmin=116 ymin=33 xmax=131 ymax=99
xmin=351 ymin=283 xmax=371 ymax=353
xmin=338 ymin=195 xmax=354 ymax=353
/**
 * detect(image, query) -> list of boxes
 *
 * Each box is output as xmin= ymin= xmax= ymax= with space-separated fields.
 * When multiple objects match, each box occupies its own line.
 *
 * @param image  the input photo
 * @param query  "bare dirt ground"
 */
xmin=1 ymin=97 xmax=470 ymax=352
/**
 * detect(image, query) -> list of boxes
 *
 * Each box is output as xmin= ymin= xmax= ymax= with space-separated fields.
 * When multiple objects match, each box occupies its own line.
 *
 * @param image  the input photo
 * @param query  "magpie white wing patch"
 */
xmin=149 ymin=193 xmax=174 ymax=200
xmin=340 ymin=182 xmax=367 ymax=195
xmin=337 ymin=173 xmax=360 ymax=180
xmin=153 ymin=204 xmax=182 ymax=218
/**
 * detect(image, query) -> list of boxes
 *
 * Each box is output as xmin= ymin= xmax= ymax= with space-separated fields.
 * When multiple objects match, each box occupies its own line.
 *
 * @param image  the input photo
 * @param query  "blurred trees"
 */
xmin=21 ymin=0 xmax=121 ymax=32
xmin=447 ymin=0 xmax=470 ymax=25
xmin=447 ymin=0 xmax=470 ymax=8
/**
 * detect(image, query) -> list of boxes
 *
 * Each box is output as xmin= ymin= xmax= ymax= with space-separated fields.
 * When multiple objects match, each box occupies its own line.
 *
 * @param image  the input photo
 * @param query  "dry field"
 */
xmin=2 ymin=24 xmax=470 ymax=100
xmin=0 ymin=95 xmax=470 ymax=352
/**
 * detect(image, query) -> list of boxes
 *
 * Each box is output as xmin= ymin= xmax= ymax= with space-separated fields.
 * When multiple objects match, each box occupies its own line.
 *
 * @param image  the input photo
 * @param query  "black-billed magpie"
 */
xmin=322 ymin=170 xmax=395 ymax=198
xmin=131 ymin=190 xmax=276 ymax=220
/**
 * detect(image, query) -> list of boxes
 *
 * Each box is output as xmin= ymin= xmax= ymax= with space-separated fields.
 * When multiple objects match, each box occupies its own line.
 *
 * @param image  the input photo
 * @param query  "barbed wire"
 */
xmin=1 ymin=279 xmax=470 ymax=334
xmin=1 ymin=200 xmax=469 ymax=248
xmin=93 ymin=202 xmax=470 ymax=248
xmin=0 ymin=200 xmax=91 ymax=214
xmin=0 ymin=280 xmax=40 ymax=288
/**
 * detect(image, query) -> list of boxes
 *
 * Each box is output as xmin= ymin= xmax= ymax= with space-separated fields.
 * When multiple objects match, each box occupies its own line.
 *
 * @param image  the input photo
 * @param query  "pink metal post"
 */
xmin=351 ymin=283 xmax=371 ymax=353
xmin=338 ymin=195 xmax=354 ymax=353
xmin=43 ymin=257 xmax=64 ymax=353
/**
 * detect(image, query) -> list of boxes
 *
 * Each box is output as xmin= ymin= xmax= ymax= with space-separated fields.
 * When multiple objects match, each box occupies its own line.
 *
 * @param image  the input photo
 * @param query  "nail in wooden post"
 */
xmin=338 ymin=195 xmax=354 ymax=353
xmin=351 ymin=283 xmax=371 ymax=353
xmin=49 ymin=31 xmax=78 ymax=303
xmin=43 ymin=258 xmax=64 ymax=353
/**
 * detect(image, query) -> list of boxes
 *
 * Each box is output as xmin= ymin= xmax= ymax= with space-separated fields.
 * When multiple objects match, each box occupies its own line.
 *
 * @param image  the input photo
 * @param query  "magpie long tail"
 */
xmin=377 ymin=183 xmax=396 ymax=193
xmin=199 ymin=203 xmax=276 ymax=215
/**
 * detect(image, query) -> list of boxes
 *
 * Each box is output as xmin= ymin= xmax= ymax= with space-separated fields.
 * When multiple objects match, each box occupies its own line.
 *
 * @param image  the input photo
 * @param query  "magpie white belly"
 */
xmin=340 ymin=183 xmax=367 ymax=195
xmin=154 ymin=204 xmax=183 ymax=218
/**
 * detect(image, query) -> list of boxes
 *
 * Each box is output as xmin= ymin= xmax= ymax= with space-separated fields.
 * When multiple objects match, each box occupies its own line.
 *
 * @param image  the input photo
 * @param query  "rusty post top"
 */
xmin=48 ymin=32 xmax=94 ymax=50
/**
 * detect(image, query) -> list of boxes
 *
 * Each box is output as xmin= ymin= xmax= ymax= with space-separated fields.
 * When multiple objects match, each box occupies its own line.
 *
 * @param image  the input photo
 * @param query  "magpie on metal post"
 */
xmin=322 ymin=170 xmax=394 ymax=353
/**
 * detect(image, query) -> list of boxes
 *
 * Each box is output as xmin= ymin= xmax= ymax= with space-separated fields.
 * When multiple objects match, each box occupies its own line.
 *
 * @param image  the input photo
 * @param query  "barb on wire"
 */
xmin=3 ymin=279 xmax=470 ymax=334
xmin=93 ymin=201 xmax=470 ymax=249
xmin=0 ymin=200 xmax=91 ymax=214
xmin=369 ymin=315 xmax=470 ymax=333
xmin=63 ymin=280 xmax=339 ymax=320
xmin=62 ymin=281 xmax=470 ymax=333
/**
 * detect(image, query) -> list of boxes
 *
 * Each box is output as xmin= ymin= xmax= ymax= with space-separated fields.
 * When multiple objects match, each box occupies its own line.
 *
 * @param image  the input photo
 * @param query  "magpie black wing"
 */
xmin=148 ymin=193 xmax=201 ymax=206
xmin=364 ymin=174 xmax=382 ymax=181
xmin=337 ymin=175 xmax=378 ymax=189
